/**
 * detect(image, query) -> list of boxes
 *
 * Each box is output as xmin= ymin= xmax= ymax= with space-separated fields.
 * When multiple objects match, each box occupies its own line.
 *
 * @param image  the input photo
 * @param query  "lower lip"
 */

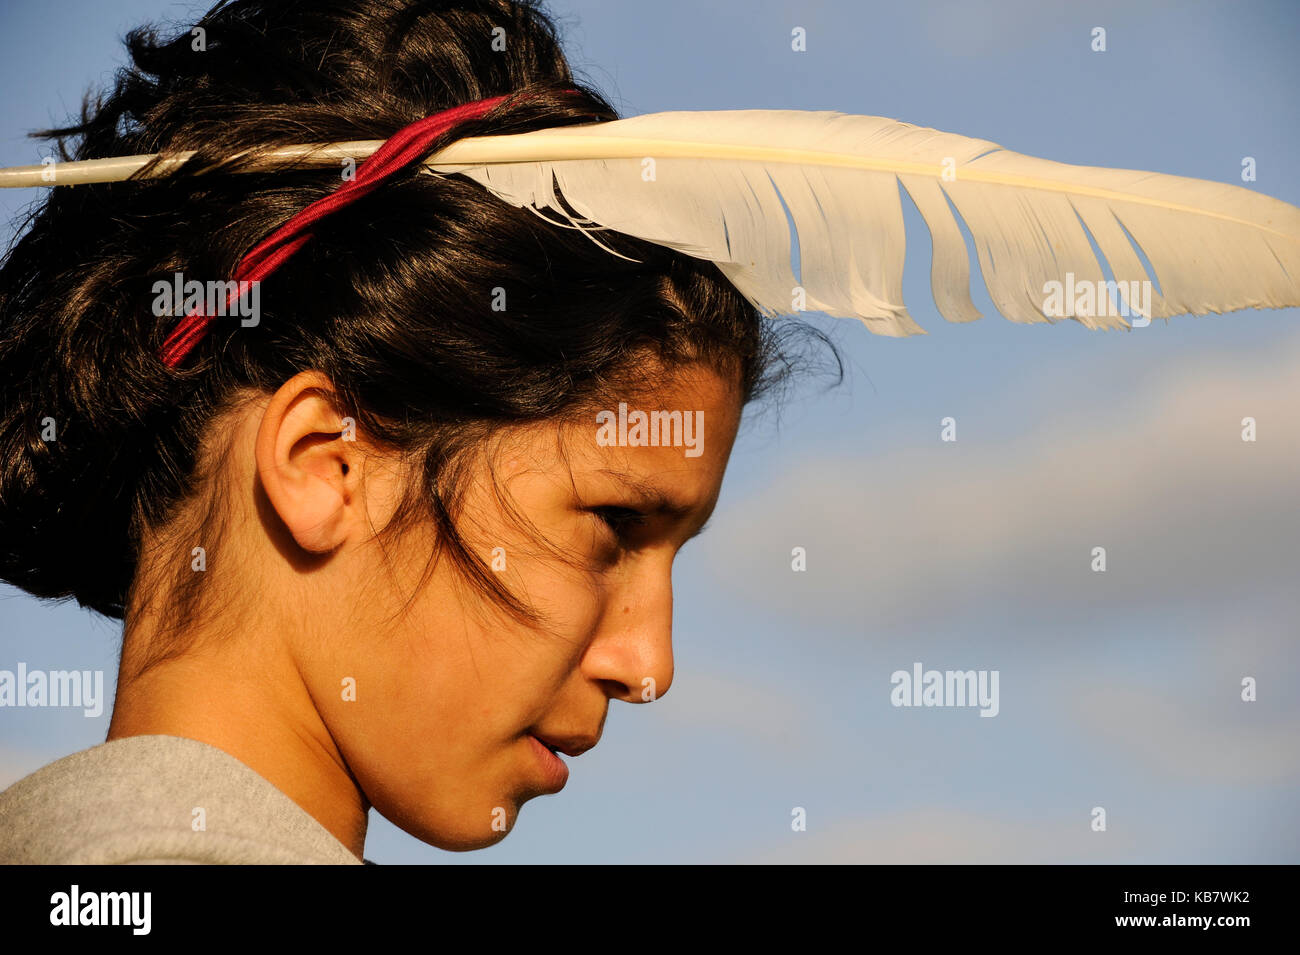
xmin=528 ymin=735 xmax=569 ymax=791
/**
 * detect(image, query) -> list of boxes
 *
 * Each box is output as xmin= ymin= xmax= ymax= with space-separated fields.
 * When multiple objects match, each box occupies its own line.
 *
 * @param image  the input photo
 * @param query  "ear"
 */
xmin=255 ymin=370 xmax=368 ymax=554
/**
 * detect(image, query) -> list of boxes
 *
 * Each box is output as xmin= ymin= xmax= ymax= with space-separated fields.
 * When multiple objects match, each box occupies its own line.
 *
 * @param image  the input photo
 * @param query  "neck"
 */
xmin=107 ymin=623 xmax=369 ymax=862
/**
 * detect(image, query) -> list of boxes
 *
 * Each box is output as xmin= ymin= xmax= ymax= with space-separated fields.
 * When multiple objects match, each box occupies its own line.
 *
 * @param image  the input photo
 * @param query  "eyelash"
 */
xmin=593 ymin=506 xmax=649 ymax=541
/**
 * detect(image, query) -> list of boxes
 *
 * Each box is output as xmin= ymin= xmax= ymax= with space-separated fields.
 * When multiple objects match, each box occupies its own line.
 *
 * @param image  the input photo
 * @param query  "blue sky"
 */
xmin=1 ymin=0 xmax=1297 ymax=862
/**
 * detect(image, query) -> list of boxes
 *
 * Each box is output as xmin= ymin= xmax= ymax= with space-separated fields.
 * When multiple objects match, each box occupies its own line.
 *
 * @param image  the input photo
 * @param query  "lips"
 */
xmin=529 ymin=731 xmax=599 ymax=759
xmin=525 ymin=727 xmax=600 ymax=789
xmin=527 ymin=733 xmax=570 ymax=790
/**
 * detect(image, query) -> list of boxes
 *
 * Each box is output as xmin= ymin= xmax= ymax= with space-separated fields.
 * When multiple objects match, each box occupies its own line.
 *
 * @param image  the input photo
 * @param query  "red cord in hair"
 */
xmin=160 ymin=91 xmax=556 ymax=367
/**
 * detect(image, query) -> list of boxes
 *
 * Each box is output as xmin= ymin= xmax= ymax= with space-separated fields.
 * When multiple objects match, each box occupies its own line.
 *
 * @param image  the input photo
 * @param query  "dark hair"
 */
xmin=0 ymin=0 xmax=839 ymax=648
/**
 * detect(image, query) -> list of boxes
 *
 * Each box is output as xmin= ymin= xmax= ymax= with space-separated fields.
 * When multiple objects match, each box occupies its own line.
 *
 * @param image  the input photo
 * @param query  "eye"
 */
xmin=592 ymin=506 xmax=649 ymax=541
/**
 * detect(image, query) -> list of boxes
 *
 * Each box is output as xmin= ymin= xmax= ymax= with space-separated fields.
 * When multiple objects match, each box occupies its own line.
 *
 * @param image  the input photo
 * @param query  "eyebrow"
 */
xmin=596 ymin=470 xmax=717 ymax=541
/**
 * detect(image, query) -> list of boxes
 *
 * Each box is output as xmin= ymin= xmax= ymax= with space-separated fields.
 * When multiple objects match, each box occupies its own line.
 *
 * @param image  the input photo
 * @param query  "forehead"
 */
xmin=570 ymin=363 xmax=741 ymax=481
xmin=486 ymin=363 xmax=741 ymax=506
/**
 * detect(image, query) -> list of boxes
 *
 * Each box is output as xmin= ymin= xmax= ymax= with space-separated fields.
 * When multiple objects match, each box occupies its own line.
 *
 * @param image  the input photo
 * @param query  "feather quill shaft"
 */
xmin=3 ymin=109 xmax=1296 ymax=335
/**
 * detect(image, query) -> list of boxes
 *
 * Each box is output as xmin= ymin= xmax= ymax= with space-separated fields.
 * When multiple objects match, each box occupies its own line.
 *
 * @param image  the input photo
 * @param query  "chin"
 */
xmin=434 ymin=828 xmax=512 ymax=852
xmin=383 ymin=795 xmax=527 ymax=853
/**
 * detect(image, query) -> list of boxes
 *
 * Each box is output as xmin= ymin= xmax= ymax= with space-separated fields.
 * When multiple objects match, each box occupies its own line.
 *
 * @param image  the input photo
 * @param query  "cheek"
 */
xmin=308 ymin=558 xmax=610 ymax=846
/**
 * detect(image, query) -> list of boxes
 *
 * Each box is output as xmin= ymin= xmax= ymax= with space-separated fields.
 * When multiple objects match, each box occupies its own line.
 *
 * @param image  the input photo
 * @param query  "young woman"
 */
xmin=0 ymin=0 xmax=830 ymax=862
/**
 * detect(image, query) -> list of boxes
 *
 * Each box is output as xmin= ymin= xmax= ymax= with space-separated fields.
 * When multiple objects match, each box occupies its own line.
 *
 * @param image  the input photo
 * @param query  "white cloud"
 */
xmin=653 ymin=667 xmax=821 ymax=755
xmin=745 ymin=807 xmax=1135 ymax=863
xmin=703 ymin=333 xmax=1300 ymax=635
xmin=1066 ymin=686 xmax=1300 ymax=789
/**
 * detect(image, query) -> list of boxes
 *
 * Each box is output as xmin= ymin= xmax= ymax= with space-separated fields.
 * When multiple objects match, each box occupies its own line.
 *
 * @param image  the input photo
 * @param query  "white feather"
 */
xmin=4 ymin=109 xmax=1297 ymax=335
xmin=424 ymin=109 xmax=1300 ymax=335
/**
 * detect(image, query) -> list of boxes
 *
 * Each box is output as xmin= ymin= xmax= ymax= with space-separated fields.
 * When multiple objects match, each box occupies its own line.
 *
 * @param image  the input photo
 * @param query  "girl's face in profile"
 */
xmin=267 ymin=363 xmax=743 ymax=851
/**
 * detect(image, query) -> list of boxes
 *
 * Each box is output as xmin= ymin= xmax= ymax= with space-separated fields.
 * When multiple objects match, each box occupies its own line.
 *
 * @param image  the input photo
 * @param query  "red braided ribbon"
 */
xmin=160 ymin=91 xmax=538 ymax=367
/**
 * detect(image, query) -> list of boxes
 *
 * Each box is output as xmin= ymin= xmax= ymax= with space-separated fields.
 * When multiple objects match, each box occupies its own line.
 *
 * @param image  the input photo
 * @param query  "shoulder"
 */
xmin=0 ymin=735 xmax=362 ymax=865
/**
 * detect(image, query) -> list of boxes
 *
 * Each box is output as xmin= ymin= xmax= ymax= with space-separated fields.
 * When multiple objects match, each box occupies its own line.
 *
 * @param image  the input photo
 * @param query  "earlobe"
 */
xmin=255 ymin=371 xmax=361 ymax=554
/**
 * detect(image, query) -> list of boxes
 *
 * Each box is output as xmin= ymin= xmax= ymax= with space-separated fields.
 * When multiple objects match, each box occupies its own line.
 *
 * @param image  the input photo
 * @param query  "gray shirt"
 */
xmin=0 ymin=734 xmax=364 ymax=864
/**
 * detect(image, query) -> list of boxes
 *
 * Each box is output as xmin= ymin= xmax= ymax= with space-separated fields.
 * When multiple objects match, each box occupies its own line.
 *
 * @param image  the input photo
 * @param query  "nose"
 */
xmin=581 ymin=555 xmax=675 ymax=704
